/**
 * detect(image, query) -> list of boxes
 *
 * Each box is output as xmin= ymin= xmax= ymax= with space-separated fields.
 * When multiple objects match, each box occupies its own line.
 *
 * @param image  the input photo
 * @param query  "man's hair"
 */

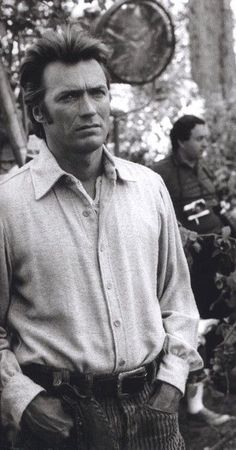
xmin=170 ymin=115 xmax=205 ymax=153
xmin=20 ymin=25 xmax=111 ymax=138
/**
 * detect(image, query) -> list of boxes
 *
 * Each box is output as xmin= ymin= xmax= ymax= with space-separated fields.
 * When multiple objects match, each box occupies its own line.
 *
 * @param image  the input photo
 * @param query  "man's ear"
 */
xmin=32 ymin=105 xmax=45 ymax=123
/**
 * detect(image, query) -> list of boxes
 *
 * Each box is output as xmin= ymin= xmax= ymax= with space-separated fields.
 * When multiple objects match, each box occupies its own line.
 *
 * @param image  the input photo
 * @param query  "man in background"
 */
xmin=155 ymin=115 xmax=223 ymax=235
xmin=155 ymin=115 xmax=232 ymax=426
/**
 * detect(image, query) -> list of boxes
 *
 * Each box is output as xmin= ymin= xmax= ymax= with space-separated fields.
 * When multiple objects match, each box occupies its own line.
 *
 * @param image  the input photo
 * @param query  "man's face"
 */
xmin=36 ymin=59 xmax=110 ymax=157
xmin=178 ymin=124 xmax=209 ymax=163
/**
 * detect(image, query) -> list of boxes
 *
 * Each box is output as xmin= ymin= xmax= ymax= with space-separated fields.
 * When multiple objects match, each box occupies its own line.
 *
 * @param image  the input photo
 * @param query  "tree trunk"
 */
xmin=188 ymin=0 xmax=236 ymax=101
xmin=0 ymin=58 xmax=27 ymax=167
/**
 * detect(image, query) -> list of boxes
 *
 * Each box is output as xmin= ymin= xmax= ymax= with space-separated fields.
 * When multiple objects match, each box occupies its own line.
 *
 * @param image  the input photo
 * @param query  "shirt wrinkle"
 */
xmin=0 ymin=144 xmax=202 ymax=427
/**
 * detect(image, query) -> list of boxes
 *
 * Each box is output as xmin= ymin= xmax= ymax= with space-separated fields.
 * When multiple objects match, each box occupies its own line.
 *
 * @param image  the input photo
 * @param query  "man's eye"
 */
xmin=92 ymin=90 xmax=106 ymax=98
xmin=61 ymin=94 xmax=78 ymax=102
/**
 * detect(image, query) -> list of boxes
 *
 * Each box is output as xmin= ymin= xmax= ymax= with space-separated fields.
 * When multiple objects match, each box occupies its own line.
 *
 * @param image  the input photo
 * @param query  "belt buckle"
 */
xmin=117 ymin=366 xmax=146 ymax=399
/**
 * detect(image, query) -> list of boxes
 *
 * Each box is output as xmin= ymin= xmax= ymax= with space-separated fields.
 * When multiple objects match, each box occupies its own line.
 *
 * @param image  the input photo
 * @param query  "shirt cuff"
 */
xmin=156 ymin=353 xmax=192 ymax=394
xmin=1 ymin=372 xmax=45 ymax=428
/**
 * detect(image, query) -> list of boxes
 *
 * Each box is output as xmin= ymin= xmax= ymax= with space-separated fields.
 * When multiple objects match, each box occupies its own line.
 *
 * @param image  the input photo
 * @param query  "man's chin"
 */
xmin=73 ymin=140 xmax=104 ymax=155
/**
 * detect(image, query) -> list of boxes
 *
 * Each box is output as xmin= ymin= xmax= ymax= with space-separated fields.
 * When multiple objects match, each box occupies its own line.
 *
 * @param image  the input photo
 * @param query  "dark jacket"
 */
xmin=154 ymin=155 xmax=223 ymax=234
xmin=154 ymin=155 xmax=233 ymax=320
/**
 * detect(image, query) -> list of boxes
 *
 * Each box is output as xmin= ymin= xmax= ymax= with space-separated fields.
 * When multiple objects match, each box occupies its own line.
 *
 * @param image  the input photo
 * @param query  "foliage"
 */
xmin=179 ymin=222 xmax=236 ymax=393
xmin=0 ymin=1 xmax=71 ymax=77
xmin=211 ymin=262 xmax=236 ymax=394
xmin=211 ymin=320 xmax=236 ymax=395
xmin=203 ymin=95 xmax=236 ymax=207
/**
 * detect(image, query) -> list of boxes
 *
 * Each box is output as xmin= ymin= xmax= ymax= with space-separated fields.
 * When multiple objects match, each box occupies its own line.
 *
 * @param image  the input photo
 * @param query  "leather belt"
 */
xmin=21 ymin=360 xmax=158 ymax=399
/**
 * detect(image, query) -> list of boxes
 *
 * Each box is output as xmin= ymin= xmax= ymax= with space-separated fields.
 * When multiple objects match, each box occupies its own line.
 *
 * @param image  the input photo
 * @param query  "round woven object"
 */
xmin=95 ymin=0 xmax=175 ymax=85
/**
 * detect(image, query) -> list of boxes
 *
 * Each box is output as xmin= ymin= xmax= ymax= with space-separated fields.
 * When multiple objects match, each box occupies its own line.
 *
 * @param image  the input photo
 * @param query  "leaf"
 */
xmin=212 ymin=249 xmax=221 ymax=258
xmin=189 ymin=231 xmax=199 ymax=242
xmin=226 ymin=294 xmax=236 ymax=308
xmin=226 ymin=271 xmax=236 ymax=290
xmin=222 ymin=226 xmax=231 ymax=239
xmin=223 ymin=325 xmax=236 ymax=345
xmin=192 ymin=242 xmax=202 ymax=253
xmin=214 ymin=272 xmax=225 ymax=290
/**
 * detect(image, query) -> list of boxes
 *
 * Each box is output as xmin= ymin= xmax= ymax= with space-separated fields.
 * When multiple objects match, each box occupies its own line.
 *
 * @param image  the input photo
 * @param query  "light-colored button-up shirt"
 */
xmin=0 ymin=142 xmax=202 ymax=428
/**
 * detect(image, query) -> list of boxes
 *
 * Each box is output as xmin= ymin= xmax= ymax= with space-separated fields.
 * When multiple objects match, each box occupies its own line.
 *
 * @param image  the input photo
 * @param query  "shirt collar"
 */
xmin=30 ymin=141 xmax=137 ymax=200
xmin=103 ymin=147 xmax=137 ymax=182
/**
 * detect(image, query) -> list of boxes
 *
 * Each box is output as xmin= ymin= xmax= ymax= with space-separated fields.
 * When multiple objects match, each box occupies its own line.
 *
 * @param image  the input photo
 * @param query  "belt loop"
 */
xmin=83 ymin=373 xmax=93 ymax=397
xmin=53 ymin=369 xmax=70 ymax=387
xmin=150 ymin=359 xmax=157 ymax=383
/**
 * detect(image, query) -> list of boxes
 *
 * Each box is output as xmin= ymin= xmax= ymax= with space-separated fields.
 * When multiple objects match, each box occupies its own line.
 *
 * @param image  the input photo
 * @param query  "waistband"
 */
xmin=21 ymin=359 xmax=159 ymax=399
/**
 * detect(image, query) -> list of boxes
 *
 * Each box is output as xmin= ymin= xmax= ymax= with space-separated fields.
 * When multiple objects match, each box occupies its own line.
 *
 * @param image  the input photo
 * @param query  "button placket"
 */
xmin=99 ymin=256 xmax=127 ymax=371
xmin=97 ymin=180 xmax=127 ymax=372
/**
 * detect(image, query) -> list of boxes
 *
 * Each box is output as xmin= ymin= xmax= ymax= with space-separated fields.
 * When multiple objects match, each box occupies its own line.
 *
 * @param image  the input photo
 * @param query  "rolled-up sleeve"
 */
xmin=156 ymin=179 xmax=203 ymax=393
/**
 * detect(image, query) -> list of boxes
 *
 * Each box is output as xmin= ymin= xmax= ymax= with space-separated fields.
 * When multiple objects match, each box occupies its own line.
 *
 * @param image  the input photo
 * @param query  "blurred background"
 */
xmin=1 ymin=0 xmax=236 ymax=184
xmin=2 ymin=3 xmax=236 ymax=448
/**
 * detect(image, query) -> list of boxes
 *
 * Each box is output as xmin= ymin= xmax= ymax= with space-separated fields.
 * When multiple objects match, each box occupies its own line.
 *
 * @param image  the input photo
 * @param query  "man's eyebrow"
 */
xmin=56 ymin=85 xmax=108 ymax=96
xmin=55 ymin=88 xmax=83 ymax=98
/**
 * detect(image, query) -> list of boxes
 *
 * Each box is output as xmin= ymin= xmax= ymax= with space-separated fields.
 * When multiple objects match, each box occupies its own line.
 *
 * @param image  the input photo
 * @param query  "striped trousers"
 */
xmin=3 ymin=383 xmax=185 ymax=450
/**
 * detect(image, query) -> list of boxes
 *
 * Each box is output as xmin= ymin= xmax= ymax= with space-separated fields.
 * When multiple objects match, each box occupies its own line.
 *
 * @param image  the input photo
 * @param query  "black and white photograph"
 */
xmin=1 ymin=1 xmax=236 ymax=449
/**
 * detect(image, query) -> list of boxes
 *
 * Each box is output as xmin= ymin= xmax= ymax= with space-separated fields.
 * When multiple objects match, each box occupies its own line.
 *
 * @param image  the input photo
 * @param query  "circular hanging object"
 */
xmin=95 ymin=0 xmax=175 ymax=85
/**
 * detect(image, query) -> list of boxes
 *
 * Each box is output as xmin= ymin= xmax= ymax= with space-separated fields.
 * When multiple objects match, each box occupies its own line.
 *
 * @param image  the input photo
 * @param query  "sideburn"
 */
xmin=41 ymin=102 xmax=54 ymax=125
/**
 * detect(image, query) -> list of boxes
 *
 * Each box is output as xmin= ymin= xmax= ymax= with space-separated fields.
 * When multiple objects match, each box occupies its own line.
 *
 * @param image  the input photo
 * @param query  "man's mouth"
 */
xmin=76 ymin=124 xmax=100 ymax=131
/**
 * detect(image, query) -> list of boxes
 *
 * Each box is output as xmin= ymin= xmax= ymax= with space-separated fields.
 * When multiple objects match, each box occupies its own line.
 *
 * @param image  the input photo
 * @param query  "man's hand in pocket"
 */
xmin=147 ymin=382 xmax=182 ymax=413
xmin=22 ymin=392 xmax=74 ymax=445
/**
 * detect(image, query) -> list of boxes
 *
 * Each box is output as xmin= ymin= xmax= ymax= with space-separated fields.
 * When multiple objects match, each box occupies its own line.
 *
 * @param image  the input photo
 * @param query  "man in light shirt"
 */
xmin=0 ymin=26 xmax=202 ymax=450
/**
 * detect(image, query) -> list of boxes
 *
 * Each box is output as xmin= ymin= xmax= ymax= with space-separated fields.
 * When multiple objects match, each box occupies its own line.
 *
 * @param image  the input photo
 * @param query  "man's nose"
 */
xmin=79 ymin=94 xmax=96 ymax=116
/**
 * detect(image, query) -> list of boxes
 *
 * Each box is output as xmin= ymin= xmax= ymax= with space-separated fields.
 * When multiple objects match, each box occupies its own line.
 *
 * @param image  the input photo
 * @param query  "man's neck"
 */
xmin=47 ymin=143 xmax=104 ymax=198
xmin=176 ymin=151 xmax=197 ymax=169
xmin=47 ymin=144 xmax=104 ymax=181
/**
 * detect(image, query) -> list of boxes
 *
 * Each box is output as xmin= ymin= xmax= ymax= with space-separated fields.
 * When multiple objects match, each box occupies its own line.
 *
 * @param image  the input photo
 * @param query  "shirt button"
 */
xmin=119 ymin=359 xmax=126 ymax=367
xmin=83 ymin=210 xmax=91 ymax=217
xmin=106 ymin=284 xmax=112 ymax=290
xmin=114 ymin=320 xmax=121 ymax=328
